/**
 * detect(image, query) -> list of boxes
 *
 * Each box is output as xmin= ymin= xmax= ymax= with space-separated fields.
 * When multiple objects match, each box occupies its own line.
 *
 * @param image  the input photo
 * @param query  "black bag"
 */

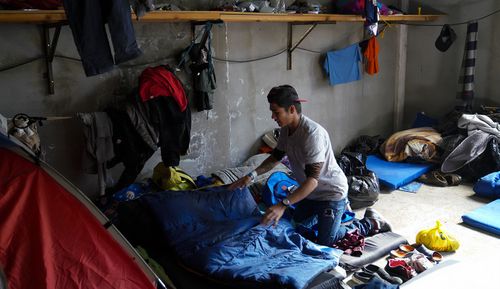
xmin=342 ymin=135 xmax=384 ymax=155
xmin=348 ymin=169 xmax=380 ymax=209
xmin=457 ymin=138 xmax=500 ymax=181
xmin=337 ymin=152 xmax=365 ymax=176
xmin=337 ymin=152 xmax=380 ymax=209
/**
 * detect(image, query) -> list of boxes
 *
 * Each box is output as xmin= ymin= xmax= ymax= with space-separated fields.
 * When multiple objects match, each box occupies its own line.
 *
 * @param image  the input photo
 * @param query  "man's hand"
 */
xmin=261 ymin=204 xmax=286 ymax=227
xmin=227 ymin=175 xmax=252 ymax=191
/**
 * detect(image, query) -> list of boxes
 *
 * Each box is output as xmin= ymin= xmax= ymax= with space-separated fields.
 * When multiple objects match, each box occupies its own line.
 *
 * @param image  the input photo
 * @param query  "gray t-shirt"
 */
xmin=276 ymin=115 xmax=348 ymax=201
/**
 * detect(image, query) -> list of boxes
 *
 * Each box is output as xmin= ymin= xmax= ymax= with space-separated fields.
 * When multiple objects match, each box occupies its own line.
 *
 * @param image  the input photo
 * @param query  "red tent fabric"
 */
xmin=0 ymin=148 xmax=156 ymax=289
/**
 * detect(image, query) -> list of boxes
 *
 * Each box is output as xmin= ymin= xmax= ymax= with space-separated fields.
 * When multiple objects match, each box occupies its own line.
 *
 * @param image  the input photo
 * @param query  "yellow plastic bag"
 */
xmin=416 ymin=220 xmax=460 ymax=252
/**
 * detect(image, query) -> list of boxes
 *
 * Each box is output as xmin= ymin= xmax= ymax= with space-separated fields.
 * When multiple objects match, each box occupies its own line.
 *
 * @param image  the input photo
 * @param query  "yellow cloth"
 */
xmin=152 ymin=163 xmax=196 ymax=191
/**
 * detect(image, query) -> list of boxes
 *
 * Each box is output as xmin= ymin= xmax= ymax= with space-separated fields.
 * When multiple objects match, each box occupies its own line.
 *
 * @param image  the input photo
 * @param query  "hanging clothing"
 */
xmin=63 ymin=0 xmax=142 ymax=76
xmin=191 ymin=62 xmax=217 ymax=112
xmin=364 ymin=0 xmax=379 ymax=37
xmin=146 ymin=97 xmax=191 ymax=167
xmin=120 ymin=91 xmax=159 ymax=151
xmin=77 ymin=112 xmax=115 ymax=195
xmin=363 ymin=37 xmax=379 ymax=75
xmin=456 ymin=21 xmax=478 ymax=109
xmin=139 ymin=66 xmax=188 ymax=112
xmin=105 ymin=108 xmax=154 ymax=192
xmin=178 ymin=23 xmax=217 ymax=112
xmin=323 ymin=44 xmax=362 ymax=86
xmin=130 ymin=0 xmax=153 ymax=19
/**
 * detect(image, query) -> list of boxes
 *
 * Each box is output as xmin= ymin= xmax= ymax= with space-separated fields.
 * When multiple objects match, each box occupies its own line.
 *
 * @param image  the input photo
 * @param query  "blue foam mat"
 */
xmin=462 ymin=199 xmax=500 ymax=236
xmin=366 ymin=155 xmax=434 ymax=189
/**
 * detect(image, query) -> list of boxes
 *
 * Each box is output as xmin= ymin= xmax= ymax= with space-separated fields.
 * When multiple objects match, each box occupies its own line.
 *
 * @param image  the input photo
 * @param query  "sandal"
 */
xmin=412 ymin=243 xmax=443 ymax=263
xmin=443 ymin=173 xmax=462 ymax=186
xmin=399 ymin=244 xmax=415 ymax=253
xmin=390 ymin=249 xmax=408 ymax=258
xmin=418 ymin=170 xmax=448 ymax=187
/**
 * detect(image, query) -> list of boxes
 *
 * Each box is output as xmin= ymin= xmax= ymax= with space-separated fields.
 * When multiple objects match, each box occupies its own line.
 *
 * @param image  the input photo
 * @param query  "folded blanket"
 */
xmin=380 ymin=127 xmax=442 ymax=162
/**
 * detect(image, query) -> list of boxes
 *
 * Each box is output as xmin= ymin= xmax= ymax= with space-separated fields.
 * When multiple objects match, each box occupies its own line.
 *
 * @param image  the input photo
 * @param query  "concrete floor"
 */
xmin=350 ymin=183 xmax=500 ymax=288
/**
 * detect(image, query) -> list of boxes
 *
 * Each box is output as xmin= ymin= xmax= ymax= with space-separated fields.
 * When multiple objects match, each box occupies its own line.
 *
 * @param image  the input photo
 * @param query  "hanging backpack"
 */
xmin=178 ymin=22 xmax=217 ymax=112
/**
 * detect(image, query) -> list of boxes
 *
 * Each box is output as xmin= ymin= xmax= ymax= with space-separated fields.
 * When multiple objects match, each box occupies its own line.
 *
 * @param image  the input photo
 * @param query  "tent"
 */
xmin=0 ymin=130 xmax=165 ymax=289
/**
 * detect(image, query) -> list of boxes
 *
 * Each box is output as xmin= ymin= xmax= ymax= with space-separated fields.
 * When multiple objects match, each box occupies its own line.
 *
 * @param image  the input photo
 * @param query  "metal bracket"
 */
xmin=42 ymin=23 xmax=62 ymax=95
xmin=190 ymin=20 xmax=223 ymax=43
xmin=287 ymin=22 xmax=335 ymax=70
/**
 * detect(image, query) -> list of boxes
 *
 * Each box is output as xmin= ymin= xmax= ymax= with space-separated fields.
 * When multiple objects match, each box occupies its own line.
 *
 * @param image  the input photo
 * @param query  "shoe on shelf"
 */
xmin=364 ymin=208 xmax=393 ymax=234
xmin=363 ymin=264 xmax=403 ymax=285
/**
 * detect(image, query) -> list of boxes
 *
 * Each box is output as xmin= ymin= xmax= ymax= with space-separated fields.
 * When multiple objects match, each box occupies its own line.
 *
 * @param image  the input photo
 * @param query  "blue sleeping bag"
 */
xmin=142 ymin=186 xmax=343 ymax=289
xmin=462 ymin=199 xmax=500 ymax=236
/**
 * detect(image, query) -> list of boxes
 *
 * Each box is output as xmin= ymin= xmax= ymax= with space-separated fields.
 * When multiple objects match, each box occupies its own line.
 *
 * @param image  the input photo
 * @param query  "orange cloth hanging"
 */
xmin=364 ymin=37 xmax=379 ymax=75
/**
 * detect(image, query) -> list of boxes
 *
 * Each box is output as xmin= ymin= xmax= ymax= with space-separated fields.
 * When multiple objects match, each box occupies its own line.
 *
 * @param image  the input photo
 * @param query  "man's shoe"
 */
xmin=364 ymin=208 xmax=393 ymax=234
xmin=351 ymin=271 xmax=376 ymax=285
xmin=412 ymin=243 xmax=443 ymax=263
xmin=363 ymin=264 xmax=403 ymax=285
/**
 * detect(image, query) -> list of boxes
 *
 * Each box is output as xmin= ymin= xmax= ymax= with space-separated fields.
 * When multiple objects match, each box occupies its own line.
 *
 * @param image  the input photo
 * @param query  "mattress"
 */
xmin=340 ymin=231 xmax=407 ymax=271
xmin=366 ymin=155 xmax=434 ymax=189
xmin=462 ymin=199 xmax=500 ymax=236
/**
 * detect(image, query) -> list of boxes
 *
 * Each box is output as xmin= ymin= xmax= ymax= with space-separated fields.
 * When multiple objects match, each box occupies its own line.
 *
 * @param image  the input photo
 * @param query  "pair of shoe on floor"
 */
xmin=418 ymin=170 xmax=462 ymax=187
xmin=385 ymin=258 xmax=418 ymax=282
xmin=351 ymin=264 xmax=403 ymax=285
xmin=390 ymin=243 xmax=443 ymax=263
xmin=363 ymin=208 xmax=392 ymax=235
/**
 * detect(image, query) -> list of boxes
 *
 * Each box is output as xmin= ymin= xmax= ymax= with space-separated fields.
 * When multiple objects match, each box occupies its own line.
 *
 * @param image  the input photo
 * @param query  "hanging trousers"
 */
xmin=63 ymin=0 xmax=142 ymax=76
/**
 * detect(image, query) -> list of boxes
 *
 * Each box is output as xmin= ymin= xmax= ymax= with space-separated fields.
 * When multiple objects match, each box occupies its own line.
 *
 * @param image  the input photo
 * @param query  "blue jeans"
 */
xmin=293 ymin=198 xmax=373 ymax=247
xmin=63 ymin=0 xmax=142 ymax=76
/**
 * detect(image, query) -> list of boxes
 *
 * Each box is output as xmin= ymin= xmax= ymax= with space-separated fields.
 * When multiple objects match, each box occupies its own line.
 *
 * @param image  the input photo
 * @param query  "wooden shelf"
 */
xmin=0 ymin=10 xmax=441 ymax=24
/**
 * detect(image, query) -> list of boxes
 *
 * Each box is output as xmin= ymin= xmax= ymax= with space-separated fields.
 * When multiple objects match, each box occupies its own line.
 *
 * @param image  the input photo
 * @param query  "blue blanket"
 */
xmin=142 ymin=186 xmax=342 ymax=289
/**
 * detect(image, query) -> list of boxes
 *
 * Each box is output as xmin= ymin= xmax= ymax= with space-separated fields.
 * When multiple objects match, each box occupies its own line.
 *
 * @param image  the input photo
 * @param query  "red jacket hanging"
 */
xmin=139 ymin=66 xmax=188 ymax=112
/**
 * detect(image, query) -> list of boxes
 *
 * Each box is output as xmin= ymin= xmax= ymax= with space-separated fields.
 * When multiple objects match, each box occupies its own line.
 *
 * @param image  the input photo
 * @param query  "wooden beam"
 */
xmin=0 ymin=10 xmax=441 ymax=24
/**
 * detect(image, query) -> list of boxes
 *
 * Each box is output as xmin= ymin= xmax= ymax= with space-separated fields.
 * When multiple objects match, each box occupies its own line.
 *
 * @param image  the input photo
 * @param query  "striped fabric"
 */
xmin=457 ymin=21 xmax=478 ymax=109
xmin=213 ymin=167 xmax=263 ymax=202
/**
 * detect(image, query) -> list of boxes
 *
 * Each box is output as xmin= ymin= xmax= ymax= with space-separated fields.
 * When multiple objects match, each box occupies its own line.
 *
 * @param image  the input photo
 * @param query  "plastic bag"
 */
xmin=337 ymin=152 xmax=380 ymax=209
xmin=348 ymin=171 xmax=380 ymax=209
xmin=416 ymin=221 xmax=460 ymax=252
xmin=152 ymin=163 xmax=196 ymax=191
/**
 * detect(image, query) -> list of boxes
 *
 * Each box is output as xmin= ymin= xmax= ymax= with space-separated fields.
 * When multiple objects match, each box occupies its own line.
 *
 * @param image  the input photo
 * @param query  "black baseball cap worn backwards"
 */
xmin=267 ymin=85 xmax=307 ymax=107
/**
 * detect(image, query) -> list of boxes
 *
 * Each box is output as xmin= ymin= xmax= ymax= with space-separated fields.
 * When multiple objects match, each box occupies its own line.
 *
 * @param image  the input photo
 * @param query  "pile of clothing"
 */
xmin=78 ymin=66 xmax=191 ymax=195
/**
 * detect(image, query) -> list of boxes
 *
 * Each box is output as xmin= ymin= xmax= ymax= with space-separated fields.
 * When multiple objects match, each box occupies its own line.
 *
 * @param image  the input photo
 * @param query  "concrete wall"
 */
xmin=485 ymin=4 xmax=500 ymax=105
xmin=404 ymin=0 xmax=499 ymax=126
xmin=0 ymin=3 xmax=412 ymax=197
